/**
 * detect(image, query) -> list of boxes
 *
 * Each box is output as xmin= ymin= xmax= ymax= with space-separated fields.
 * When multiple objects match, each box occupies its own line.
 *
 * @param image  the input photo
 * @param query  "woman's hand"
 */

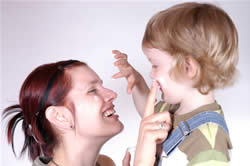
xmin=122 ymin=151 xmax=131 ymax=166
xmin=133 ymin=81 xmax=172 ymax=166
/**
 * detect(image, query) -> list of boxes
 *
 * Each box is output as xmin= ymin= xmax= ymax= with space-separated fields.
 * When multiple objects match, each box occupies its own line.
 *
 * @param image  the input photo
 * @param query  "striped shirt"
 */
xmin=155 ymin=102 xmax=232 ymax=166
xmin=33 ymin=157 xmax=101 ymax=166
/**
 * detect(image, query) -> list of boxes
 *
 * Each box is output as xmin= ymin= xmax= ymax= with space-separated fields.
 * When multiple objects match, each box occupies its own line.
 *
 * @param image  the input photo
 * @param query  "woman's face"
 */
xmin=66 ymin=65 xmax=123 ymax=139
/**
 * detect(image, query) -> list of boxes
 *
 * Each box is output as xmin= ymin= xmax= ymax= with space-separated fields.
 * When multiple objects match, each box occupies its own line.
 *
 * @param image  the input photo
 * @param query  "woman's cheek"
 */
xmin=94 ymin=95 xmax=101 ymax=102
xmin=84 ymin=95 xmax=102 ymax=110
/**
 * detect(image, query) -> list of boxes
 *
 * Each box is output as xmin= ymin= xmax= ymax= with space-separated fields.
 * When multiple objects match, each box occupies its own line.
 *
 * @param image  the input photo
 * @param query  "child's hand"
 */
xmin=112 ymin=49 xmax=150 ymax=117
xmin=133 ymin=81 xmax=172 ymax=166
xmin=112 ymin=50 xmax=141 ymax=94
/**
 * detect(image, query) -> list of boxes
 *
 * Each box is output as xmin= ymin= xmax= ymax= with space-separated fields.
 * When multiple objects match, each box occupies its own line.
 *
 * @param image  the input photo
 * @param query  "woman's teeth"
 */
xmin=104 ymin=110 xmax=115 ymax=117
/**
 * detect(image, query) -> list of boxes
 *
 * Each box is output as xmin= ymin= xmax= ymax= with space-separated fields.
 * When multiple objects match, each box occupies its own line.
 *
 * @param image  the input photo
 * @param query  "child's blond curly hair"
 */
xmin=142 ymin=2 xmax=239 ymax=94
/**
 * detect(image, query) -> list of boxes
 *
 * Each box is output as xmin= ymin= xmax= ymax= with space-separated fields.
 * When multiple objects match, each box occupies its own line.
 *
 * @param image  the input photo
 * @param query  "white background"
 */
xmin=1 ymin=0 xmax=250 ymax=166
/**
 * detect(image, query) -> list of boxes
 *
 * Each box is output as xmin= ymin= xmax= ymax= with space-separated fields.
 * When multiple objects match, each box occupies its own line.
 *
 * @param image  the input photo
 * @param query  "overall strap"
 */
xmin=157 ymin=111 xmax=229 ymax=166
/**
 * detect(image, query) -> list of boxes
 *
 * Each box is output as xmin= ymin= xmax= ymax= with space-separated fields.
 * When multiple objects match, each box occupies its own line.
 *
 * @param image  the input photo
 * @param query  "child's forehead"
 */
xmin=144 ymin=48 xmax=170 ymax=57
xmin=143 ymin=47 xmax=159 ymax=54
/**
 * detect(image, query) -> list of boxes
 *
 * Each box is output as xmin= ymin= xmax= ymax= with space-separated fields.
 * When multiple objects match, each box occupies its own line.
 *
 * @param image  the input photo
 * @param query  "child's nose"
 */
xmin=150 ymin=71 xmax=155 ymax=80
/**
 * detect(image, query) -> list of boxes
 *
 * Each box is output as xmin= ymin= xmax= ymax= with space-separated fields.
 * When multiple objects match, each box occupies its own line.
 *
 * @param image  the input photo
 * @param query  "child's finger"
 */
xmin=114 ymin=53 xmax=128 ymax=60
xmin=114 ymin=59 xmax=129 ymax=66
xmin=127 ymin=76 xmax=136 ymax=94
xmin=112 ymin=50 xmax=121 ymax=54
xmin=143 ymin=81 xmax=158 ymax=118
xmin=112 ymin=72 xmax=124 ymax=79
xmin=127 ymin=82 xmax=135 ymax=94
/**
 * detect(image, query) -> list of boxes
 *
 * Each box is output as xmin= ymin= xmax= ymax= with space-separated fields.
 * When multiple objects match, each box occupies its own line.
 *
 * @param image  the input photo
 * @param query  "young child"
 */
xmin=113 ymin=2 xmax=238 ymax=165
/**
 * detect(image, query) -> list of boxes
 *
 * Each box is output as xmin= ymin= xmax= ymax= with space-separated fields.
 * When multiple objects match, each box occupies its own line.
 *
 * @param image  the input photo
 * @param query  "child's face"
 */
xmin=143 ymin=47 xmax=188 ymax=104
xmin=67 ymin=66 xmax=123 ymax=139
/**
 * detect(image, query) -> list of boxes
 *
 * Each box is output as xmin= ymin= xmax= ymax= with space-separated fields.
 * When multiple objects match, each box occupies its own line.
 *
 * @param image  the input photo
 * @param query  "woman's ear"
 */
xmin=45 ymin=106 xmax=74 ymax=130
xmin=184 ymin=56 xmax=198 ymax=79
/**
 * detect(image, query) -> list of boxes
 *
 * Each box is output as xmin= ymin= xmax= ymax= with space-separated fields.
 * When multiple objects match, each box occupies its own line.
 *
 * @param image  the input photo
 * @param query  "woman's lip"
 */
xmin=103 ymin=114 xmax=119 ymax=121
xmin=110 ymin=114 xmax=119 ymax=120
xmin=111 ymin=114 xmax=119 ymax=118
xmin=102 ymin=104 xmax=114 ymax=112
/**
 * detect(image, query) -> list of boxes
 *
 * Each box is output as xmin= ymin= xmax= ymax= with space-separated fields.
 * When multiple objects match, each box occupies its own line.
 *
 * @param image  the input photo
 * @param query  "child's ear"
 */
xmin=184 ymin=56 xmax=198 ymax=79
xmin=45 ymin=106 xmax=74 ymax=130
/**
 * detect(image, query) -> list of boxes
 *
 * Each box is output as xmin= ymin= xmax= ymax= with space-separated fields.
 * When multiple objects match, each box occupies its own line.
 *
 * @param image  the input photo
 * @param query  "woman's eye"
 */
xmin=88 ymin=89 xmax=97 ymax=94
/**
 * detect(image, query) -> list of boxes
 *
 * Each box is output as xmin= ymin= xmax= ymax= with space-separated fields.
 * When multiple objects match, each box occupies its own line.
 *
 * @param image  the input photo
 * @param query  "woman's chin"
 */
xmin=112 ymin=121 xmax=124 ymax=134
xmin=116 ymin=121 xmax=124 ymax=133
xmin=107 ymin=123 xmax=124 ymax=139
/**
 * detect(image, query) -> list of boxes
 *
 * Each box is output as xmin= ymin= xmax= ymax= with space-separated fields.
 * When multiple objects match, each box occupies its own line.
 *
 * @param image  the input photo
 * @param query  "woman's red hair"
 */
xmin=2 ymin=60 xmax=86 ymax=161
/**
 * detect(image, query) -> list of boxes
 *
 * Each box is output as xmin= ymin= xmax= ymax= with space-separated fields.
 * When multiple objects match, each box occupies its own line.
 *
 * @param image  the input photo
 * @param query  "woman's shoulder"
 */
xmin=97 ymin=154 xmax=116 ymax=166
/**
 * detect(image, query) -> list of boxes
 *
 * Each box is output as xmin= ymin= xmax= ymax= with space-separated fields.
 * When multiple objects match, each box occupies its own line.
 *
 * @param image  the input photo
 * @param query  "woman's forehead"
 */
xmin=69 ymin=66 xmax=101 ymax=87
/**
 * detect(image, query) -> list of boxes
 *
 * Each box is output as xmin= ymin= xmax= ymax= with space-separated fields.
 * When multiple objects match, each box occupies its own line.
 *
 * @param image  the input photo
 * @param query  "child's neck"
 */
xmin=175 ymin=89 xmax=215 ymax=115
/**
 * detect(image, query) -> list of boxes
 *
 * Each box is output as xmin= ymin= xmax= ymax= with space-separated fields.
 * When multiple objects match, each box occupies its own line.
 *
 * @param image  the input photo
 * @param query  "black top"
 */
xmin=33 ymin=156 xmax=101 ymax=166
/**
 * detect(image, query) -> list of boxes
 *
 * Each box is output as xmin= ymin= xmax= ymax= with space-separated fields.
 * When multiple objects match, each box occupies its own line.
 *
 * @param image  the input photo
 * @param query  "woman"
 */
xmin=3 ymin=59 xmax=171 ymax=166
xmin=3 ymin=60 xmax=124 ymax=166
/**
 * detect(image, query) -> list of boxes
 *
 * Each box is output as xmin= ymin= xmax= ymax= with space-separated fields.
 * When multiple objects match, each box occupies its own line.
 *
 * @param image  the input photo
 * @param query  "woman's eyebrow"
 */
xmin=88 ymin=79 xmax=103 ymax=86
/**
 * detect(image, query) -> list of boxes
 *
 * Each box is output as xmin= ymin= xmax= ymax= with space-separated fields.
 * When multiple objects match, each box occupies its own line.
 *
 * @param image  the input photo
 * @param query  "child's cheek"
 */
xmin=158 ymin=77 xmax=167 ymax=92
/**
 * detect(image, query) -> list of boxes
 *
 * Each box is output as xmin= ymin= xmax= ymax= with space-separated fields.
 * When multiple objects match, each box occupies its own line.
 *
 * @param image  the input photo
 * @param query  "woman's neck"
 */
xmin=175 ymin=89 xmax=215 ymax=115
xmin=50 ymin=137 xmax=106 ymax=166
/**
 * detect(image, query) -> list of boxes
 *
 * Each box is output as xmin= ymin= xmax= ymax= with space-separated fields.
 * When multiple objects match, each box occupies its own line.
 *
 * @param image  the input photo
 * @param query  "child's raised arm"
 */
xmin=112 ymin=50 xmax=149 ymax=117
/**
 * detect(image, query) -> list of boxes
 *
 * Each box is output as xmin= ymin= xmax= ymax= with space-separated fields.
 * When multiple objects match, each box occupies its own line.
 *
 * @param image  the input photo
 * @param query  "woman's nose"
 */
xmin=104 ymin=88 xmax=117 ymax=102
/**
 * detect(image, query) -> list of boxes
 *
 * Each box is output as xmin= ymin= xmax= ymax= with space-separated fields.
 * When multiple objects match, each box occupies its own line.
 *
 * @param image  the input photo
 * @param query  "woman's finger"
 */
xmin=144 ymin=129 xmax=169 ymax=144
xmin=122 ymin=151 xmax=131 ymax=166
xmin=143 ymin=81 xmax=158 ymax=118
xmin=144 ymin=111 xmax=172 ymax=124
xmin=141 ymin=121 xmax=172 ymax=131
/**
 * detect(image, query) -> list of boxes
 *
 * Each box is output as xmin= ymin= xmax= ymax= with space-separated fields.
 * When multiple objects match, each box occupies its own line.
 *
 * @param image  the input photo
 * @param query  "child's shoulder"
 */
xmin=180 ymin=124 xmax=232 ymax=163
xmin=154 ymin=101 xmax=179 ymax=114
xmin=178 ymin=109 xmax=232 ymax=163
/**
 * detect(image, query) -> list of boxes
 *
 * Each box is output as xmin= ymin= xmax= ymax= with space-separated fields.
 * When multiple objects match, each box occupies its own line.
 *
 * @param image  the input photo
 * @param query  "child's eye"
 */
xmin=152 ymin=65 xmax=158 ymax=69
xmin=88 ymin=89 xmax=97 ymax=94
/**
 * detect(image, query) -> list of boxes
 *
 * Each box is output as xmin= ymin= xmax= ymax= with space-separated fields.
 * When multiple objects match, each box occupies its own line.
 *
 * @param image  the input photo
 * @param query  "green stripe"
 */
xmin=191 ymin=160 xmax=229 ymax=166
xmin=159 ymin=103 xmax=167 ymax=112
xmin=188 ymin=150 xmax=228 ymax=166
